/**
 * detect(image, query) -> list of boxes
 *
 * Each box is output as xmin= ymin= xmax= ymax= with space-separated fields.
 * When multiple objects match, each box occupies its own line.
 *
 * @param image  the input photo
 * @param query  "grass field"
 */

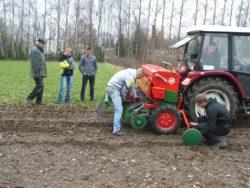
xmin=0 ymin=60 xmax=119 ymax=106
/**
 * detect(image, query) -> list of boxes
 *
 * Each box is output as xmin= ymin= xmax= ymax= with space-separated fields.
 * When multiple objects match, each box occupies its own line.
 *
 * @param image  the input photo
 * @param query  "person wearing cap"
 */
xmin=26 ymin=38 xmax=47 ymax=105
xmin=57 ymin=47 xmax=75 ymax=105
xmin=106 ymin=68 xmax=144 ymax=136
xmin=79 ymin=47 xmax=98 ymax=103
xmin=189 ymin=94 xmax=232 ymax=149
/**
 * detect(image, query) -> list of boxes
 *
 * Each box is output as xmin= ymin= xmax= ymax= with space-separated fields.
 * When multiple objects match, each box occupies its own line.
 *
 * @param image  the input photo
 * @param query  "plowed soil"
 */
xmin=0 ymin=104 xmax=249 ymax=188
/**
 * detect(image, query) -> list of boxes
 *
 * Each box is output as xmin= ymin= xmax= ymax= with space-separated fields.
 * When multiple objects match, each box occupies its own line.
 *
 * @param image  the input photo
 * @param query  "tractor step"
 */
xmin=240 ymin=101 xmax=250 ymax=114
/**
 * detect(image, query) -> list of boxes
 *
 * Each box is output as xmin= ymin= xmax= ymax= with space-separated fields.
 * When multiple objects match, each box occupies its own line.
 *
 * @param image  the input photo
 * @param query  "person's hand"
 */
xmin=189 ymin=122 xmax=198 ymax=128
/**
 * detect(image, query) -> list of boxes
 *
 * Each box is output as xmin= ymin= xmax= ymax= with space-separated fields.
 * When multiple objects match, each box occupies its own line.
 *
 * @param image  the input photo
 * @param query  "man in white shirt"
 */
xmin=106 ymin=68 xmax=144 ymax=136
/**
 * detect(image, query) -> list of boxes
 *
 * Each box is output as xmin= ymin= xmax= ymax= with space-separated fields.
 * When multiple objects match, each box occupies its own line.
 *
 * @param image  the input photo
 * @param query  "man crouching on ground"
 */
xmin=106 ymin=68 xmax=144 ymax=136
xmin=190 ymin=94 xmax=232 ymax=149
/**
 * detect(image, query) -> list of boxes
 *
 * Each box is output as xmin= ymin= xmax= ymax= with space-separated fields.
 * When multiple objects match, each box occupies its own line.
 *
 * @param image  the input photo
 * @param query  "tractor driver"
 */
xmin=189 ymin=94 xmax=232 ymax=149
xmin=201 ymin=42 xmax=220 ymax=70
xmin=106 ymin=68 xmax=144 ymax=136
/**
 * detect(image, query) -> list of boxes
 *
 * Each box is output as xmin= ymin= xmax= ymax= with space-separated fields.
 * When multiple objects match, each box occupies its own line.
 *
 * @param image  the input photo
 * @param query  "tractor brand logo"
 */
xmin=168 ymin=77 xmax=176 ymax=85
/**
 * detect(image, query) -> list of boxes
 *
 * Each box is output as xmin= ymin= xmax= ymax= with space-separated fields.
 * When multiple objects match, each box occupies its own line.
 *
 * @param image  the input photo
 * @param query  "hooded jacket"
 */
xmin=204 ymin=98 xmax=232 ymax=131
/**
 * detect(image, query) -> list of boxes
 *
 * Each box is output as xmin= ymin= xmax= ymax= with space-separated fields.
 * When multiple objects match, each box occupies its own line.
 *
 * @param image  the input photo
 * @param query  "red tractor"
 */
xmin=120 ymin=25 xmax=250 ymax=135
xmin=171 ymin=25 xmax=250 ymax=120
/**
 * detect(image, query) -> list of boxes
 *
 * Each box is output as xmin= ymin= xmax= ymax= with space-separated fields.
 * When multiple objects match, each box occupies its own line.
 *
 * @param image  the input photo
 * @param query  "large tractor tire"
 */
xmin=186 ymin=77 xmax=239 ymax=121
xmin=151 ymin=105 xmax=181 ymax=134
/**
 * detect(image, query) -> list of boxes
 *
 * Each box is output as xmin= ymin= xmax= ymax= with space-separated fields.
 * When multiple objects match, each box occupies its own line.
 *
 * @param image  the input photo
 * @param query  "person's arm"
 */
xmin=205 ymin=105 xmax=218 ymax=132
xmin=79 ymin=56 xmax=85 ymax=75
xmin=94 ymin=57 xmax=98 ymax=75
xmin=68 ymin=57 xmax=75 ymax=69
xmin=125 ymin=73 xmax=137 ymax=98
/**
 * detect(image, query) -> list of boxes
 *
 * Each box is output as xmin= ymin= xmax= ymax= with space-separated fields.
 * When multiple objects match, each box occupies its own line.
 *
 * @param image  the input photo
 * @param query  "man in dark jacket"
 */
xmin=57 ymin=47 xmax=74 ymax=105
xmin=190 ymin=94 xmax=232 ymax=149
xmin=79 ymin=47 xmax=98 ymax=103
xmin=201 ymin=42 xmax=220 ymax=69
xmin=26 ymin=38 xmax=47 ymax=105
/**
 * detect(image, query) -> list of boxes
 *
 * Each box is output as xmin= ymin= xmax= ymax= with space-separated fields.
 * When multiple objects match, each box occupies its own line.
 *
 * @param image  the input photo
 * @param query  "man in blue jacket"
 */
xmin=26 ymin=38 xmax=47 ymax=105
xmin=79 ymin=47 xmax=98 ymax=103
xmin=190 ymin=94 xmax=232 ymax=149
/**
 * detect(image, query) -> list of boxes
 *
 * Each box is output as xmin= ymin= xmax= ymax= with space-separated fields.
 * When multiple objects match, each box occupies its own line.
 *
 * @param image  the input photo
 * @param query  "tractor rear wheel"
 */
xmin=151 ymin=105 xmax=180 ymax=134
xmin=186 ymin=77 xmax=239 ymax=121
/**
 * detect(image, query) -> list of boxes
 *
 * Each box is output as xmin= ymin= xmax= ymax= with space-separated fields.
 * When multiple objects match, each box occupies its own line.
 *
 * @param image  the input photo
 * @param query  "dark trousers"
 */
xmin=80 ymin=75 xmax=95 ymax=101
xmin=197 ymin=116 xmax=231 ymax=145
xmin=27 ymin=77 xmax=44 ymax=103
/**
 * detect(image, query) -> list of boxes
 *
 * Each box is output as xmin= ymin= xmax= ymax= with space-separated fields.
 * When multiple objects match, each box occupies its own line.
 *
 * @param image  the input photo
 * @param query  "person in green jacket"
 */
xmin=26 ymin=38 xmax=47 ymax=105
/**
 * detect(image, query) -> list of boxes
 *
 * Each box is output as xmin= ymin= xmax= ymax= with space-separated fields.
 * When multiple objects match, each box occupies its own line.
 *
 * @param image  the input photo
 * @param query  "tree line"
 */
xmin=0 ymin=0 xmax=250 ymax=60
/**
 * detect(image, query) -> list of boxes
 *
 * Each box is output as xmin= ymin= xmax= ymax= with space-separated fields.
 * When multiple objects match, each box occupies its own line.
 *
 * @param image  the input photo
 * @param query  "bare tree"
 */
xmin=43 ymin=0 xmax=47 ymax=39
xmin=145 ymin=0 xmax=152 ymax=41
xmin=116 ymin=0 xmax=123 ymax=57
xmin=27 ymin=0 xmax=31 ymax=51
xmin=126 ymin=0 xmax=132 ymax=56
xmin=203 ymin=0 xmax=208 ymax=25
xmin=1 ymin=0 xmax=7 ymax=58
xmin=161 ymin=0 xmax=167 ymax=40
xmin=87 ymin=0 xmax=94 ymax=47
xmin=169 ymin=0 xmax=175 ymax=39
xmin=135 ymin=0 xmax=143 ymax=58
xmin=73 ymin=0 xmax=80 ymax=46
xmin=19 ymin=0 xmax=25 ymax=56
xmin=229 ymin=0 xmax=235 ymax=26
xmin=12 ymin=0 xmax=16 ymax=59
xmin=194 ymin=0 xmax=199 ymax=25
xmin=62 ymin=0 xmax=70 ymax=50
xmin=237 ymin=0 xmax=244 ymax=26
xmin=56 ymin=0 xmax=61 ymax=52
xmin=144 ymin=0 xmax=152 ymax=56
xmin=212 ymin=0 xmax=217 ymax=25
xmin=152 ymin=0 xmax=160 ymax=48
xmin=177 ymin=0 xmax=186 ymax=39
xmin=229 ymin=0 xmax=234 ymax=26
xmin=33 ymin=0 xmax=39 ymax=43
xmin=48 ymin=0 xmax=53 ymax=52
xmin=221 ymin=0 xmax=227 ymax=25
xmin=243 ymin=0 xmax=250 ymax=27
xmin=97 ymin=0 xmax=105 ymax=46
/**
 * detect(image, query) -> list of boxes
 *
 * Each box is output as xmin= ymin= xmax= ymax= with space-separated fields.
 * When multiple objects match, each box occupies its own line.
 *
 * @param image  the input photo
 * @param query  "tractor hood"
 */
xmin=170 ymin=34 xmax=198 ymax=49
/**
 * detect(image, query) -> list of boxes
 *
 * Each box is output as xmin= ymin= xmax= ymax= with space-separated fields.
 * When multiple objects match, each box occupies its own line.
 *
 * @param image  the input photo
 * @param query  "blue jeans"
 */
xmin=57 ymin=76 xmax=73 ymax=104
xmin=107 ymin=89 xmax=123 ymax=133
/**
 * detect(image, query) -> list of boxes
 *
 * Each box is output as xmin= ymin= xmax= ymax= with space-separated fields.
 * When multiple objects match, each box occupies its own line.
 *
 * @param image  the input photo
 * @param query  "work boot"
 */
xmin=210 ymin=137 xmax=227 ymax=150
xmin=26 ymin=98 xmax=33 ymax=105
xmin=113 ymin=132 xmax=123 ymax=137
xmin=36 ymin=101 xmax=45 ymax=105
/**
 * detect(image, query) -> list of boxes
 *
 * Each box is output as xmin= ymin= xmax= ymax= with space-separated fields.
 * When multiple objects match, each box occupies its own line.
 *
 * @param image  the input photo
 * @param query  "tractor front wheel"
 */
xmin=151 ymin=105 xmax=180 ymax=134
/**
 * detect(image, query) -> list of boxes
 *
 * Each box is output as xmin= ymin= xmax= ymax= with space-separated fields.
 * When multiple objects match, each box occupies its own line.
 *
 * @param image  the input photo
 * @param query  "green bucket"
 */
xmin=183 ymin=129 xmax=202 ymax=146
xmin=104 ymin=93 xmax=112 ymax=109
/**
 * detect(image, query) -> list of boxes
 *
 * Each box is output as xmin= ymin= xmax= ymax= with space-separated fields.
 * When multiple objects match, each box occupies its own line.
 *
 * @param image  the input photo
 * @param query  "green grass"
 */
xmin=0 ymin=60 xmax=119 ymax=106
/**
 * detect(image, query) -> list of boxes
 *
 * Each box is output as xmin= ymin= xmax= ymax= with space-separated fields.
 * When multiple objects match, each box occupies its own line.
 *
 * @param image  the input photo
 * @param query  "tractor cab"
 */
xmin=172 ymin=25 xmax=250 ymax=118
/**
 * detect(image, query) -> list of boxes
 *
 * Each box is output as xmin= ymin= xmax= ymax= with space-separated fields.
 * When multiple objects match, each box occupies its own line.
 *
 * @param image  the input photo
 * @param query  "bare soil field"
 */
xmin=0 ymin=104 xmax=249 ymax=188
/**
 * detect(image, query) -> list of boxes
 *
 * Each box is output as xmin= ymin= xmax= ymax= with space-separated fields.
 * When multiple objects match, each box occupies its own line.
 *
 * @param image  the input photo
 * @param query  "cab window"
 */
xmin=201 ymin=33 xmax=228 ymax=71
xmin=232 ymin=35 xmax=250 ymax=73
